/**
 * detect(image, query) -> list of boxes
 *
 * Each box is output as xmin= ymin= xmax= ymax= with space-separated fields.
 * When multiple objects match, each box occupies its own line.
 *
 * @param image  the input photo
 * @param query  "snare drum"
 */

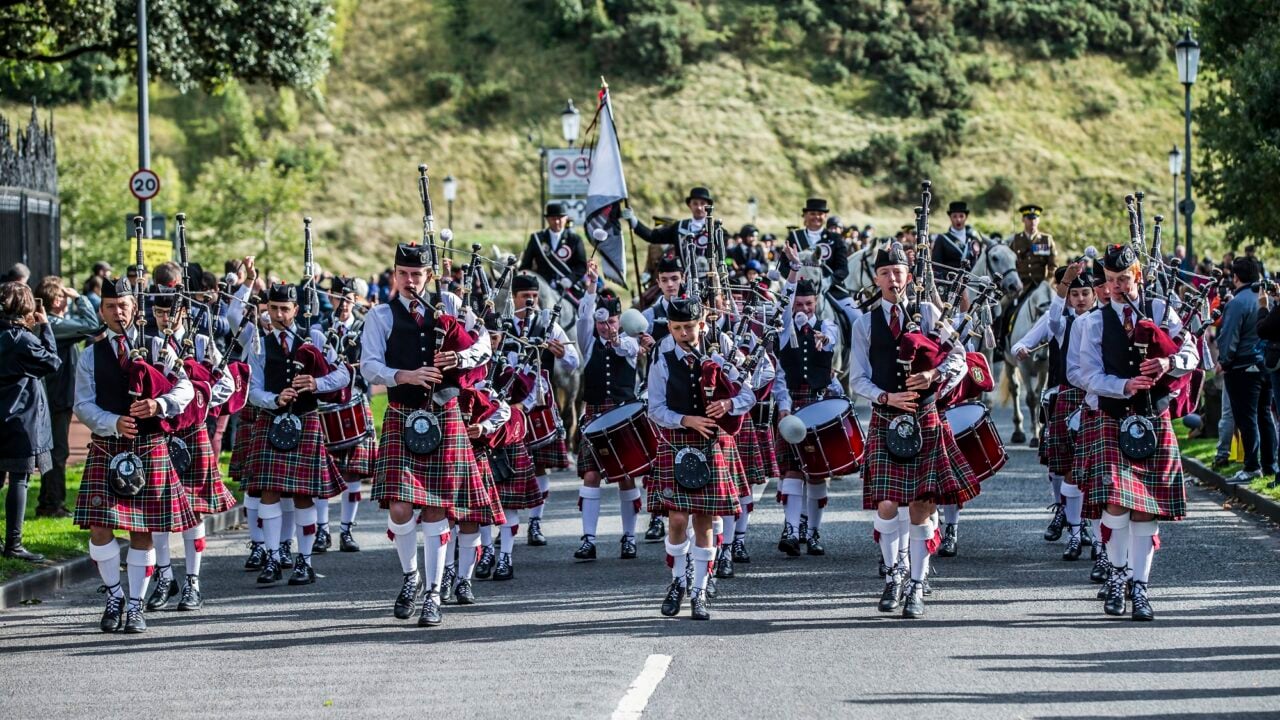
xmin=524 ymin=405 xmax=559 ymax=449
xmin=581 ymin=403 xmax=657 ymax=482
xmin=944 ymin=402 xmax=1008 ymax=482
xmin=319 ymin=393 xmax=371 ymax=451
xmin=789 ymin=398 xmax=865 ymax=480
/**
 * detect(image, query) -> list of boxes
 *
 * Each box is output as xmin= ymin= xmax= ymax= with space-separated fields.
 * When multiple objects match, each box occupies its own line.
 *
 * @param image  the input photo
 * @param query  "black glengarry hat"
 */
xmin=511 ymin=273 xmax=540 ymax=293
xmin=874 ymin=243 xmax=911 ymax=270
xmin=1103 ymin=244 xmax=1137 ymax=273
xmin=794 ymin=279 xmax=818 ymax=297
xmin=666 ymin=297 xmax=703 ymax=323
xmin=268 ymin=283 xmax=298 ymax=304
xmin=101 ymin=277 xmax=133 ymax=300
xmin=596 ymin=289 xmax=622 ymax=318
xmin=395 ymin=242 xmax=432 ymax=268
xmin=656 ymin=254 xmax=683 ymax=275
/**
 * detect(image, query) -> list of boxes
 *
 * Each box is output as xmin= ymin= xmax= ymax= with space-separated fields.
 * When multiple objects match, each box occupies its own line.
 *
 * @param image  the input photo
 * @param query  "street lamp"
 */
xmin=1168 ymin=145 xmax=1182 ymax=250
xmin=561 ymin=99 xmax=581 ymax=146
xmin=1175 ymin=28 xmax=1200 ymax=270
xmin=747 ymin=196 xmax=758 ymax=225
xmin=443 ymin=174 xmax=457 ymax=230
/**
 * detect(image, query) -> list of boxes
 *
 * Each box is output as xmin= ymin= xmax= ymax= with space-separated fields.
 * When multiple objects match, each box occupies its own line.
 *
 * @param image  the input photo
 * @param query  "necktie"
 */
xmin=167 ymin=334 xmax=180 ymax=355
xmin=410 ymin=301 xmax=425 ymax=329
xmin=115 ymin=335 xmax=130 ymax=371
xmin=1123 ymin=307 xmax=1134 ymax=337
xmin=337 ymin=323 xmax=346 ymax=337
xmin=279 ymin=331 xmax=290 ymax=355
xmin=890 ymin=306 xmax=901 ymax=338
xmin=684 ymin=353 xmax=696 ymax=370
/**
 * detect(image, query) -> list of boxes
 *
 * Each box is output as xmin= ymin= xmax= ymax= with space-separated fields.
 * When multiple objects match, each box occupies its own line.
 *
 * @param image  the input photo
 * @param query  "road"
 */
xmin=2 ymin=405 xmax=1279 ymax=719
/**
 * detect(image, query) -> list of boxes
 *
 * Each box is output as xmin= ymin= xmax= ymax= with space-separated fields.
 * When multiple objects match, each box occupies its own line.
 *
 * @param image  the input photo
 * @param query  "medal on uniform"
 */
xmin=886 ymin=414 xmax=922 ymax=460
xmin=107 ymin=451 xmax=146 ymax=497
xmin=404 ymin=409 xmax=443 ymax=455
xmin=167 ymin=435 xmax=192 ymax=476
xmin=674 ymin=446 xmax=711 ymax=490
xmin=268 ymin=411 xmax=303 ymax=451
xmin=1118 ymin=414 xmax=1157 ymax=460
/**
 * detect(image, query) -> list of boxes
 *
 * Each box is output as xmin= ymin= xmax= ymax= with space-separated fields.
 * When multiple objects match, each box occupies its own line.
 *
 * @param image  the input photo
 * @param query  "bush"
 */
xmin=980 ymin=175 xmax=1018 ymax=211
xmin=0 ymin=54 xmax=127 ymax=105
xmin=811 ymin=58 xmax=850 ymax=85
xmin=461 ymin=80 xmax=513 ymax=124
xmin=424 ymin=72 xmax=464 ymax=103
xmin=832 ymin=132 xmax=906 ymax=174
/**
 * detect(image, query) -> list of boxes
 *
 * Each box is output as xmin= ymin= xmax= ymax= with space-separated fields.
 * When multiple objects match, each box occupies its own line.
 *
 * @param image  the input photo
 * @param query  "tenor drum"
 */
xmin=581 ymin=403 xmax=657 ymax=482
xmin=789 ymin=399 xmax=865 ymax=479
xmin=524 ymin=405 xmax=560 ymax=449
xmin=944 ymin=402 xmax=1008 ymax=482
xmin=318 ymin=393 xmax=371 ymax=451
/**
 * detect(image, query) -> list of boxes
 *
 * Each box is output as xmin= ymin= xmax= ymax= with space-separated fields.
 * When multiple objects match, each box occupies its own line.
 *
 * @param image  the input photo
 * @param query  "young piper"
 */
xmin=361 ymin=242 xmax=492 ymax=627
xmin=234 ymin=293 xmax=271 ymax=571
xmin=1068 ymin=244 xmax=1198 ymax=621
xmin=574 ymin=261 xmax=644 ymax=561
xmin=245 ymin=283 xmax=350 ymax=587
xmin=638 ymin=254 xmax=685 ymax=542
xmin=73 ymin=278 xmax=199 ymax=633
xmin=648 ymin=297 xmax=755 ymax=620
xmin=850 ymin=244 xmax=980 ymax=618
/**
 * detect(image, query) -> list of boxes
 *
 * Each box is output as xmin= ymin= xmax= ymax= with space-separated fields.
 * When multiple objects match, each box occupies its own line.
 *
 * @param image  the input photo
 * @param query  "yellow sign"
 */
xmin=141 ymin=238 xmax=172 ymax=272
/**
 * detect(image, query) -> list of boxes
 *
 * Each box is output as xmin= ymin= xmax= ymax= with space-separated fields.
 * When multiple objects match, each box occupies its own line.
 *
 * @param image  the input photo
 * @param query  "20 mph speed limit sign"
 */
xmin=130 ymin=168 xmax=161 ymax=201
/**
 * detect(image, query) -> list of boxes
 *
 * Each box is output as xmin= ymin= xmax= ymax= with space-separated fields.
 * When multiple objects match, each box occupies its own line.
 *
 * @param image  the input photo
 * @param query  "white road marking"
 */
xmin=611 ymin=654 xmax=673 ymax=720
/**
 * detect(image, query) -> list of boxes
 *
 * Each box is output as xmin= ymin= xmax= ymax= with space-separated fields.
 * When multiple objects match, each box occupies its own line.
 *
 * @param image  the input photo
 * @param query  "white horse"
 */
xmin=1002 ymin=280 xmax=1054 ymax=446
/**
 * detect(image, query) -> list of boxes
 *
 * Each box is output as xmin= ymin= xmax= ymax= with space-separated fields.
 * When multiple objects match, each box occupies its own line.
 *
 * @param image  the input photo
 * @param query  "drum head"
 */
xmin=944 ymin=403 xmax=987 ymax=434
xmin=795 ymin=398 xmax=850 ymax=427
xmin=584 ymin=402 xmax=645 ymax=434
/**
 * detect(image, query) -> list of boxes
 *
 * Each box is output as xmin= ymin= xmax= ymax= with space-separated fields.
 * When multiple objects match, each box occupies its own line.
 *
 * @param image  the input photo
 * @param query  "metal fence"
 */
xmin=0 ymin=101 xmax=60 ymax=282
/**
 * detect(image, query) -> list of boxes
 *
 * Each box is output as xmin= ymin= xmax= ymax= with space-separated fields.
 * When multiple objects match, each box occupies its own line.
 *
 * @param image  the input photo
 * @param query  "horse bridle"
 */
xmin=976 ymin=241 xmax=1018 ymax=290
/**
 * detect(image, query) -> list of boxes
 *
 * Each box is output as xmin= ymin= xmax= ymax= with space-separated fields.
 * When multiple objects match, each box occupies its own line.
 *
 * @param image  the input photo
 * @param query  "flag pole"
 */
xmin=600 ymin=78 xmax=645 ymax=303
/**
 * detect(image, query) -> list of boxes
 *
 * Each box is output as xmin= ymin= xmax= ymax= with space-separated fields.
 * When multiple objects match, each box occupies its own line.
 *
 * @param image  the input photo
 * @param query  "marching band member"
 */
xmin=361 ymin=242 xmax=492 ymax=627
xmin=647 ymin=297 xmax=755 ymax=620
xmin=235 ymin=293 xmax=271 ymax=570
xmin=784 ymin=198 xmax=856 ymax=330
xmin=443 ymin=380 xmax=510 ymax=604
xmin=74 ymin=278 xmax=198 ymax=633
xmin=624 ymin=186 xmax=715 ymax=251
xmin=1067 ymin=244 xmax=1198 ymax=621
xmin=850 ymin=244 xmax=979 ymax=618
xmin=245 ymin=283 xmax=350 ymax=587
xmin=519 ymin=201 xmax=588 ymax=298
xmin=574 ymin=262 xmax=644 ymax=561
xmin=638 ymin=254 xmax=685 ymax=542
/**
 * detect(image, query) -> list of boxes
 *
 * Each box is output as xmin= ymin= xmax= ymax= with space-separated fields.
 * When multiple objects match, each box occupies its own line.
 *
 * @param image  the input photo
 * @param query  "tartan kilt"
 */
xmin=330 ymin=403 xmax=378 ymax=480
xmin=776 ymin=388 xmax=825 ymax=476
xmin=862 ymin=400 xmax=982 ymax=510
xmin=242 ymin=411 xmax=347 ymax=499
xmin=493 ymin=442 xmax=543 ymax=511
xmin=577 ymin=400 xmax=621 ymax=480
xmin=373 ymin=401 xmax=488 ymax=519
xmin=757 ymin=416 xmax=780 ymax=480
xmin=465 ymin=453 xmax=508 ymax=527
xmin=532 ymin=433 xmax=571 ymax=473
xmin=653 ymin=426 xmax=741 ymax=517
xmin=736 ymin=413 xmax=769 ymax=486
xmin=1077 ymin=407 xmax=1186 ymax=521
xmin=1045 ymin=387 xmax=1085 ymax=477
xmin=723 ymin=430 xmax=752 ymax=501
xmin=74 ymin=434 xmax=200 ymax=533
xmin=174 ymin=423 xmax=237 ymax=516
xmin=228 ymin=406 xmax=259 ymax=481
xmin=645 ymin=477 xmax=667 ymax=518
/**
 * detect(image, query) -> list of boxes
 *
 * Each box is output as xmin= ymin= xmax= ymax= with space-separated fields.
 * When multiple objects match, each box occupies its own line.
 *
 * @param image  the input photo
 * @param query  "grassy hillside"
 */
xmin=2 ymin=0 xmax=1219 ymax=280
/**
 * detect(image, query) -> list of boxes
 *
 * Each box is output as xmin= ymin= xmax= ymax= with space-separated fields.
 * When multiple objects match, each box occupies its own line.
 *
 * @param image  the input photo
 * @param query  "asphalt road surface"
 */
xmin=2 ymin=405 xmax=1279 ymax=719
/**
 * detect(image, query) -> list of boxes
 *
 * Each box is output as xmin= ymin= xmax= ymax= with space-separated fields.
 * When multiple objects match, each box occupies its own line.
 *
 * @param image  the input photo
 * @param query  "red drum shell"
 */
xmin=791 ymin=399 xmax=865 ymax=479
xmin=944 ymin=402 xmax=1007 ymax=482
xmin=318 ymin=393 xmax=371 ymax=451
xmin=581 ymin=402 xmax=656 ymax=482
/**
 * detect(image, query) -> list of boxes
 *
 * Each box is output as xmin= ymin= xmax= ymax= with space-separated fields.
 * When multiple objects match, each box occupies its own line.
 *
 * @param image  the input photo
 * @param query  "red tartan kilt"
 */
xmin=532 ymin=433 xmax=570 ymax=473
xmin=175 ymin=424 xmax=237 ymax=515
xmin=1044 ymin=388 xmax=1085 ymax=477
xmin=757 ymin=418 xmax=780 ymax=480
xmin=330 ymin=402 xmax=378 ymax=479
xmin=576 ymin=401 xmax=620 ymax=480
xmin=861 ymin=401 xmax=982 ymax=510
xmin=1077 ymin=407 xmax=1186 ymax=521
xmin=467 ymin=453 xmax=508 ymax=526
xmin=373 ymin=401 xmax=493 ymax=523
xmin=723 ymin=432 xmax=752 ymax=499
xmin=242 ymin=412 xmax=347 ymax=499
xmin=228 ymin=406 xmax=260 ymax=480
xmin=645 ymin=477 xmax=667 ymax=518
xmin=74 ymin=434 xmax=200 ymax=533
xmin=493 ymin=442 xmax=543 ymax=510
xmin=735 ymin=413 xmax=769 ymax=486
xmin=775 ymin=388 xmax=824 ymax=476
xmin=652 ymin=426 xmax=741 ymax=517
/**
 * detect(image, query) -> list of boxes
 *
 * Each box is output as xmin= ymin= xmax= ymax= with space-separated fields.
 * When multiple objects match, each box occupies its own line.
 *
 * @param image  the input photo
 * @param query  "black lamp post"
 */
xmin=1168 ymin=145 xmax=1182 ymax=250
xmin=1175 ymin=28 xmax=1200 ymax=270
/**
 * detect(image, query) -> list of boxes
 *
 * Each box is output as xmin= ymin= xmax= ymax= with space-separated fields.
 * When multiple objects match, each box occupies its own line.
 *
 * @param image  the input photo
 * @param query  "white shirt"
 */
xmin=1067 ymin=296 xmax=1199 ymax=410
xmin=360 ymin=292 xmax=493 ymax=397
xmin=511 ymin=309 xmax=581 ymax=372
xmin=848 ymin=299 xmax=966 ymax=404
xmin=575 ymin=291 xmax=640 ymax=369
xmin=148 ymin=330 xmax=237 ymax=409
xmin=73 ymin=328 xmax=195 ymax=438
xmin=1010 ymin=294 xmax=1067 ymax=356
xmin=646 ymin=334 xmax=756 ymax=430
xmin=248 ymin=325 xmax=351 ymax=410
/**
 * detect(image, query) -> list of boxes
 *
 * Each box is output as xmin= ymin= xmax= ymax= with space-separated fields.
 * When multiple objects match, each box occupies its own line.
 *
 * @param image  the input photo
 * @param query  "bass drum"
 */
xmin=944 ymin=402 xmax=1008 ymax=482
xmin=319 ymin=392 xmax=371 ymax=451
xmin=789 ymin=398 xmax=865 ymax=480
xmin=581 ymin=402 xmax=657 ymax=482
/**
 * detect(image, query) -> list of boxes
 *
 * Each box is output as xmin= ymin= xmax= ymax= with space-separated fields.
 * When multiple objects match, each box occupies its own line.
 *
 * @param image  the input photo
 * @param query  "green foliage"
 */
xmin=187 ymin=155 xmax=311 ymax=275
xmin=979 ymin=175 xmax=1018 ymax=212
xmin=424 ymin=72 xmax=465 ymax=103
xmin=461 ymin=80 xmax=514 ymax=124
xmin=0 ymin=53 xmax=126 ymax=105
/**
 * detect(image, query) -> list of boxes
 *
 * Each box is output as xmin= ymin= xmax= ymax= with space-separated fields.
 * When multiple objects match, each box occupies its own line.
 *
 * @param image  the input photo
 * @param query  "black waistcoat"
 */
xmin=649 ymin=301 xmax=670 ymax=344
xmin=777 ymin=321 xmax=835 ymax=393
xmin=663 ymin=349 xmax=706 ymax=417
xmin=93 ymin=337 xmax=163 ymax=434
xmin=867 ymin=308 xmax=908 ymax=394
xmin=1098 ymin=303 xmax=1170 ymax=417
xmin=583 ymin=337 xmax=638 ymax=405
xmin=1049 ymin=313 xmax=1076 ymax=388
xmin=264 ymin=328 xmax=318 ymax=414
xmin=385 ymin=300 xmax=437 ymax=407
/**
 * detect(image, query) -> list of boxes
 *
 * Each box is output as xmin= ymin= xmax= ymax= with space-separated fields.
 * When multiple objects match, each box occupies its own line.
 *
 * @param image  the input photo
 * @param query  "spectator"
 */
xmin=0 ymin=281 xmax=61 ymax=562
xmin=4 ymin=263 xmax=31 ymax=284
xmin=91 ymin=261 xmax=113 ymax=280
xmin=1256 ymin=281 xmax=1280 ymax=488
xmin=82 ymin=275 xmax=103 ymax=312
xmin=1217 ymin=258 xmax=1277 ymax=482
xmin=32 ymin=276 xmax=100 ymax=518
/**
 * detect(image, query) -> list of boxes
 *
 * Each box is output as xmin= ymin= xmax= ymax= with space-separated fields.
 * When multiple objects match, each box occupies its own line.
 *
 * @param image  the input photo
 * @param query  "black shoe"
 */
xmin=690 ymin=588 xmax=710 ymax=620
xmin=99 ymin=586 xmax=125 ymax=632
xmin=938 ymin=524 xmax=958 ymax=557
xmin=902 ymin=580 xmax=925 ymax=619
xmin=877 ymin=558 xmax=888 ymax=578
xmin=145 ymin=570 xmax=178 ymax=611
xmin=715 ymin=546 xmax=735 ymax=578
xmin=440 ymin=564 xmax=458 ymax=603
xmin=287 ymin=556 xmax=316 ymax=585
xmin=393 ymin=572 xmax=419 ymax=619
xmin=339 ymin=529 xmax=360 ymax=552
xmin=1011 ymin=430 xmax=1027 ymax=444
xmin=527 ymin=518 xmax=547 ymax=546
xmin=475 ymin=546 xmax=496 ymax=578
xmin=922 ymin=564 xmax=934 ymax=596
xmin=2 ymin=541 xmax=45 ymax=563
xmin=177 ymin=575 xmax=203 ymax=611
xmin=124 ymin=601 xmax=147 ymax=633
xmin=574 ymin=536 xmax=597 ymax=560
xmin=878 ymin=569 xmax=904 ymax=612
xmin=454 ymin=579 xmax=476 ymax=605
xmin=644 ymin=516 xmax=666 ymax=542
xmin=1062 ymin=529 xmax=1083 ymax=561
xmin=1090 ymin=544 xmax=1110 ymax=584
xmin=798 ymin=519 xmax=809 ymax=546
xmin=660 ymin=579 xmax=685 ymax=617
xmin=1103 ymin=565 xmax=1128 ymax=616
xmin=256 ymin=555 xmax=282 ymax=584
xmin=1130 ymin=581 xmax=1154 ymax=621
xmin=706 ymin=576 xmax=718 ymax=600
xmin=278 ymin=542 xmax=294 ymax=568
xmin=244 ymin=542 xmax=267 ymax=570
xmin=620 ymin=536 xmax=638 ymax=560
xmin=806 ymin=529 xmax=825 ymax=556
xmin=313 ymin=526 xmax=331 ymax=553
xmin=731 ymin=538 xmax=750 ymax=564
xmin=492 ymin=552 xmax=514 ymax=581
xmin=778 ymin=523 xmax=801 ymax=557
xmin=1079 ymin=518 xmax=1095 ymax=547
xmin=1044 ymin=503 xmax=1066 ymax=541
xmin=418 ymin=588 xmax=442 ymax=626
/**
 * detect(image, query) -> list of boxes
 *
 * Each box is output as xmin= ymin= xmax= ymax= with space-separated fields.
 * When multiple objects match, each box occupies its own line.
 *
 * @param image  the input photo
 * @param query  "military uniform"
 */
xmin=1009 ymin=230 xmax=1057 ymax=290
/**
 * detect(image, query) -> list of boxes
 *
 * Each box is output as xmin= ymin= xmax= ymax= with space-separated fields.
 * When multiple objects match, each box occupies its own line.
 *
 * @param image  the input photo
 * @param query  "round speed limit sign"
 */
xmin=130 ymin=168 xmax=161 ymax=201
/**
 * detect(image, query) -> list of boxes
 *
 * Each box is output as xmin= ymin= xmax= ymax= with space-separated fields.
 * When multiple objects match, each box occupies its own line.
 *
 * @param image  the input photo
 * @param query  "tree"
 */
xmin=0 ymin=0 xmax=335 ymax=92
xmin=187 ymin=156 xmax=311 ymax=277
xmin=1197 ymin=1 xmax=1280 ymax=244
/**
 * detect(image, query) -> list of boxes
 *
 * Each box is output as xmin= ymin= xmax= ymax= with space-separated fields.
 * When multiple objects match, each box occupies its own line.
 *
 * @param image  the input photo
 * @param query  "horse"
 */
xmin=1001 ymin=280 xmax=1054 ymax=446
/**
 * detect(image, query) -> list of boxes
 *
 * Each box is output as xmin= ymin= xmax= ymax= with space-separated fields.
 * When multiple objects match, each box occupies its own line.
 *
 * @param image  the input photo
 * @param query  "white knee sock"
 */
xmin=908 ymin=524 xmax=931 ymax=582
xmin=619 ymin=488 xmax=642 ymax=539
xmin=340 ymin=481 xmax=362 ymax=529
xmin=259 ymin=501 xmax=283 ymax=558
xmin=420 ymin=520 xmax=450 ymax=599
xmin=666 ymin=539 xmax=690 ymax=584
xmin=873 ymin=516 xmax=901 ymax=580
xmin=445 ymin=524 xmax=458 ymax=565
xmin=896 ymin=507 xmax=911 ymax=568
xmin=1129 ymin=520 xmax=1159 ymax=583
xmin=781 ymin=477 xmax=803 ymax=535
xmin=807 ymin=483 xmax=829 ymax=532
xmin=500 ymin=519 xmax=517 ymax=555
xmin=295 ymin=506 xmax=318 ymax=561
xmin=388 ymin=516 xmax=418 ymax=574
xmin=126 ymin=547 xmax=156 ymax=603
xmin=579 ymin=486 xmax=601 ymax=540
xmin=735 ymin=495 xmax=752 ymax=538
xmin=153 ymin=533 xmax=173 ymax=580
xmin=457 ymin=532 xmax=482 ymax=580
xmin=245 ymin=495 xmax=263 ymax=543
xmin=691 ymin=545 xmax=715 ymax=592
xmin=315 ymin=498 xmax=330 ymax=532
xmin=90 ymin=540 xmax=122 ymax=594
xmin=718 ymin=516 xmax=735 ymax=548
xmin=1049 ymin=474 xmax=1064 ymax=504
xmin=712 ymin=516 xmax=724 ymax=546
xmin=1101 ymin=511 xmax=1131 ymax=569
xmin=800 ymin=481 xmax=810 ymax=528
xmin=530 ymin=476 xmax=550 ymax=519
xmin=479 ymin=524 xmax=494 ymax=548
xmin=1061 ymin=483 xmax=1084 ymax=535
xmin=941 ymin=504 xmax=960 ymax=525
xmin=279 ymin=497 xmax=295 ymax=545
xmin=182 ymin=524 xmax=205 ymax=576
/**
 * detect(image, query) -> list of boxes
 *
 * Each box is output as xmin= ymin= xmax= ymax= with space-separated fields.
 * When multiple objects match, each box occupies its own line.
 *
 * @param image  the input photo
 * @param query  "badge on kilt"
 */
xmin=168 ymin=436 xmax=192 ymax=476
xmin=404 ymin=409 xmax=443 ymax=455
xmin=1118 ymin=415 xmax=1157 ymax=460
xmin=107 ymin=451 xmax=146 ymax=497
xmin=674 ymin=446 xmax=711 ymax=490
xmin=886 ymin=414 xmax=922 ymax=460
xmin=269 ymin=412 xmax=303 ymax=451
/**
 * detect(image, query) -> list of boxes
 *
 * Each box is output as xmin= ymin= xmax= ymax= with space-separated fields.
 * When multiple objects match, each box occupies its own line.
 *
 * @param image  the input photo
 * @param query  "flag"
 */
xmin=584 ymin=85 xmax=629 ymax=288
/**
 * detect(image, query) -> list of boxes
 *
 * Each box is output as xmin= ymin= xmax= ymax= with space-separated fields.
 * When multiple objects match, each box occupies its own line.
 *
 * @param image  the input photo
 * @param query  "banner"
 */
xmin=583 ymin=85 xmax=629 ymax=288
